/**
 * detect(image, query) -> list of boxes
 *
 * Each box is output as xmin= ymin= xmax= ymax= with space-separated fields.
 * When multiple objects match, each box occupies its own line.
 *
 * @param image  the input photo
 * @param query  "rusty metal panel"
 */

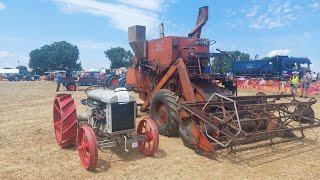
xmin=148 ymin=36 xmax=174 ymax=70
xmin=126 ymin=67 xmax=137 ymax=86
xmin=147 ymin=36 xmax=209 ymax=72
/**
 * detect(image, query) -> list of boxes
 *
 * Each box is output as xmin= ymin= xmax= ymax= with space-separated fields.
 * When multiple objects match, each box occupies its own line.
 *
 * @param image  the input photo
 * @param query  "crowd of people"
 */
xmin=290 ymin=70 xmax=319 ymax=98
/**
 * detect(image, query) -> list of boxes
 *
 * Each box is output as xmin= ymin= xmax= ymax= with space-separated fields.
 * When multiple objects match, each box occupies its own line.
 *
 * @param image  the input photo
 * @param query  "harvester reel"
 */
xmin=53 ymin=94 xmax=77 ymax=148
xmin=77 ymin=124 xmax=98 ymax=171
xmin=203 ymin=105 xmax=235 ymax=135
xmin=293 ymin=104 xmax=315 ymax=125
xmin=137 ymin=117 xmax=159 ymax=156
xmin=150 ymin=89 xmax=179 ymax=136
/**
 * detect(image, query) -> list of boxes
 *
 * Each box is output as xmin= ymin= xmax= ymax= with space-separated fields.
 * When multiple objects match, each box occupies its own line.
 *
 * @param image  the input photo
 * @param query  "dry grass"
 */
xmin=0 ymin=81 xmax=319 ymax=179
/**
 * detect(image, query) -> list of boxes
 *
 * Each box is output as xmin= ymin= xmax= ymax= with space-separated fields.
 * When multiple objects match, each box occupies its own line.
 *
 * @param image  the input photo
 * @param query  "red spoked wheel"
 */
xmin=137 ymin=117 xmax=159 ymax=156
xmin=53 ymin=94 xmax=77 ymax=148
xmin=67 ymin=84 xmax=76 ymax=91
xmin=77 ymin=124 xmax=98 ymax=171
xmin=110 ymin=77 xmax=119 ymax=86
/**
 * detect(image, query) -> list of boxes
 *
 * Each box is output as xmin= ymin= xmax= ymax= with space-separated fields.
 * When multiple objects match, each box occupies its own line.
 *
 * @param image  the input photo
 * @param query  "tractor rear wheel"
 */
xmin=150 ymin=89 xmax=179 ymax=136
xmin=107 ymin=76 xmax=119 ymax=87
xmin=53 ymin=94 xmax=77 ymax=148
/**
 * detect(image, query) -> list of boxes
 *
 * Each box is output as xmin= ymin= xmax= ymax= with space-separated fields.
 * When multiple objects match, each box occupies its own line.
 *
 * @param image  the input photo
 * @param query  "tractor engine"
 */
xmin=78 ymin=88 xmax=137 ymax=136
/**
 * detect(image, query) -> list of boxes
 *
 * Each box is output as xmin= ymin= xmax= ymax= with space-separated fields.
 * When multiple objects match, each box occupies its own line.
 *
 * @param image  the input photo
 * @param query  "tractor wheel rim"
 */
xmin=111 ymin=79 xmax=118 ymax=86
xmin=77 ymin=125 xmax=98 ymax=170
xmin=137 ymin=118 xmax=159 ymax=156
xmin=69 ymin=85 xmax=76 ymax=91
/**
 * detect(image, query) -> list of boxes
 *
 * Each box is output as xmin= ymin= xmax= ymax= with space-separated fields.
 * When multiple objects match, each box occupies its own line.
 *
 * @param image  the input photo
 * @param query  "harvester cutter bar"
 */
xmin=181 ymin=94 xmax=319 ymax=152
xmin=181 ymin=103 xmax=237 ymax=139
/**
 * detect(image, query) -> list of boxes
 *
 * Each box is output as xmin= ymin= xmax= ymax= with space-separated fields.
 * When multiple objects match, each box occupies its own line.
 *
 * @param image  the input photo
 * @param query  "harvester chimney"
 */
xmin=159 ymin=23 xmax=165 ymax=38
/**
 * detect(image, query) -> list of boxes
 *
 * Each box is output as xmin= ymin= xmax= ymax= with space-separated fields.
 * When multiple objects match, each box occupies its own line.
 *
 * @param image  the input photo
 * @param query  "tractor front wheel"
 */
xmin=77 ymin=124 xmax=98 ymax=171
xmin=137 ymin=117 xmax=159 ymax=156
xmin=150 ymin=89 xmax=179 ymax=136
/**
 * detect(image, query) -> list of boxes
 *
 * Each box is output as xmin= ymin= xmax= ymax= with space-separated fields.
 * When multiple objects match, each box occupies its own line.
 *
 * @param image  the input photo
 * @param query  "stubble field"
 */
xmin=0 ymin=81 xmax=319 ymax=179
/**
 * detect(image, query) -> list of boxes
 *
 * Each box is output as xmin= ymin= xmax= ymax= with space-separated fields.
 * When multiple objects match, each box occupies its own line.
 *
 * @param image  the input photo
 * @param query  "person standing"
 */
xmin=300 ymin=70 xmax=311 ymax=98
xmin=290 ymin=71 xmax=299 ymax=95
xmin=311 ymin=72 xmax=317 ymax=83
xmin=55 ymin=72 xmax=62 ymax=92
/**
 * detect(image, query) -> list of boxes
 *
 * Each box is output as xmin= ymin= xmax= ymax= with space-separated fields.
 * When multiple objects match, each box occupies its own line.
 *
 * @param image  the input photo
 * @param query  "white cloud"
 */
xmin=75 ymin=40 xmax=126 ymax=50
xmin=246 ymin=5 xmax=260 ymax=17
xmin=244 ymin=1 xmax=303 ymax=29
xmin=0 ymin=51 xmax=15 ymax=59
xmin=311 ymin=2 xmax=320 ymax=9
xmin=117 ymin=0 xmax=173 ymax=12
xmin=267 ymin=49 xmax=291 ymax=57
xmin=52 ymin=0 xmax=173 ymax=36
xmin=0 ymin=1 xmax=6 ymax=10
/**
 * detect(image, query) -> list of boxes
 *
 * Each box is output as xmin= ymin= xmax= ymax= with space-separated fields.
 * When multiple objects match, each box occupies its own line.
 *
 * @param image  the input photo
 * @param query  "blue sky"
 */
xmin=0 ymin=0 xmax=319 ymax=71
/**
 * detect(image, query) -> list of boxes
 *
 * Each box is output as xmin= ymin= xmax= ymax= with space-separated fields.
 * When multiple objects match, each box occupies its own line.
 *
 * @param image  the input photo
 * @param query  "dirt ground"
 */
xmin=0 ymin=81 xmax=319 ymax=180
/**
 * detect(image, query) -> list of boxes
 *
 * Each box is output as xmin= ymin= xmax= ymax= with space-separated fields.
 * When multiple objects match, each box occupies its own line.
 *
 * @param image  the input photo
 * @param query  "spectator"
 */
xmin=55 ymin=73 xmax=62 ymax=92
xmin=290 ymin=71 xmax=299 ymax=95
xmin=300 ymin=70 xmax=311 ymax=98
xmin=311 ymin=72 xmax=317 ymax=83
xmin=317 ymin=72 xmax=320 ymax=81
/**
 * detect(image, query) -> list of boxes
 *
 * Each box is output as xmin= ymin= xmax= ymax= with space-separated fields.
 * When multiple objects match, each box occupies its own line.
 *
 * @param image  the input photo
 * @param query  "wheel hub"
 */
xmin=157 ymin=105 xmax=168 ymax=125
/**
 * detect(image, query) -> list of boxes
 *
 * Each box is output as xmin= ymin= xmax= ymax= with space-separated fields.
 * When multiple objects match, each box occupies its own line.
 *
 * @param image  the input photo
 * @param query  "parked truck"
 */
xmin=231 ymin=56 xmax=311 ymax=79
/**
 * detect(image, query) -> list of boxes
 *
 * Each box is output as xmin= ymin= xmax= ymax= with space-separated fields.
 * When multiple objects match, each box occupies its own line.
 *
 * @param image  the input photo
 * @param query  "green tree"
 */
xmin=16 ymin=65 xmax=28 ymax=74
xmin=260 ymin=57 xmax=272 ymax=61
xmin=29 ymin=41 xmax=81 ymax=73
xmin=104 ymin=47 xmax=133 ymax=69
xmin=212 ymin=50 xmax=250 ymax=73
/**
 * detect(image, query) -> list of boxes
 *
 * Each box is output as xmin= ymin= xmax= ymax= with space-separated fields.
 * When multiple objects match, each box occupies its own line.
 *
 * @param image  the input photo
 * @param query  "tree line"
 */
xmin=26 ymin=40 xmax=265 ymax=74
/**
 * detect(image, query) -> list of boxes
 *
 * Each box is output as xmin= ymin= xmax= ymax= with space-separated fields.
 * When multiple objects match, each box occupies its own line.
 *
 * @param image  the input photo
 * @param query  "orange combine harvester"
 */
xmin=126 ymin=6 xmax=320 ymax=157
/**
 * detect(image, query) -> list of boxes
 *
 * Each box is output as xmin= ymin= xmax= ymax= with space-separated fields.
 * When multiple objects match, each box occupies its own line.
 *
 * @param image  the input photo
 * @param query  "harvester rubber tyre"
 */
xmin=77 ymin=124 xmax=98 ymax=171
xmin=137 ymin=117 xmax=159 ymax=156
xmin=14 ymin=76 xmax=19 ymax=81
xmin=150 ymin=89 xmax=179 ymax=137
xmin=53 ymin=94 xmax=77 ymax=148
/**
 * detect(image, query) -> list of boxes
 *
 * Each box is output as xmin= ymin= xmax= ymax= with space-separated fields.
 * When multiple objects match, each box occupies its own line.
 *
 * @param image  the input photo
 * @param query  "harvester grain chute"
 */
xmin=126 ymin=6 xmax=320 ymax=157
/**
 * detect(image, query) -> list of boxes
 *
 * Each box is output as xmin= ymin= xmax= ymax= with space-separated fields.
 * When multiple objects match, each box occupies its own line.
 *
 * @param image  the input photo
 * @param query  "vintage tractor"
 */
xmin=53 ymin=87 xmax=159 ymax=171
xmin=126 ymin=6 xmax=320 ymax=157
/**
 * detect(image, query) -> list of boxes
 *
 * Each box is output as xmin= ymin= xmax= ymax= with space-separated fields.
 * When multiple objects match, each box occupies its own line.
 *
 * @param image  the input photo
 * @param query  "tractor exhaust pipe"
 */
xmin=159 ymin=23 xmax=165 ymax=38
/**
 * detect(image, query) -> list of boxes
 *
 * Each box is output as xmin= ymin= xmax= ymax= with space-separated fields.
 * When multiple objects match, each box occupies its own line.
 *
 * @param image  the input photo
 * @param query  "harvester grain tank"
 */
xmin=126 ymin=6 xmax=320 ymax=157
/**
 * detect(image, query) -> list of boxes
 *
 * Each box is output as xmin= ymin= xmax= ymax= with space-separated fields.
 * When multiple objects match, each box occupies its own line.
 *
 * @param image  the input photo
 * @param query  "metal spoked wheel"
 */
xmin=53 ymin=94 xmax=78 ymax=148
xmin=67 ymin=84 xmax=76 ymax=91
xmin=77 ymin=124 xmax=98 ymax=171
xmin=137 ymin=117 xmax=159 ymax=156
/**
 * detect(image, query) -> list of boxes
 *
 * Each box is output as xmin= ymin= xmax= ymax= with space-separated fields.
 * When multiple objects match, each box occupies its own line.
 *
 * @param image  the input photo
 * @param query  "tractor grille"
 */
xmin=111 ymin=102 xmax=135 ymax=132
